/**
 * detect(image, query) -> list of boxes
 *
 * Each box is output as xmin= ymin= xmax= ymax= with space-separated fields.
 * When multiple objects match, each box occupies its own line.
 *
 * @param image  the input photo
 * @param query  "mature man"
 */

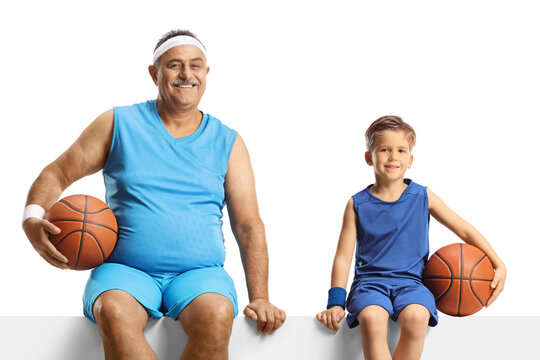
xmin=22 ymin=29 xmax=285 ymax=359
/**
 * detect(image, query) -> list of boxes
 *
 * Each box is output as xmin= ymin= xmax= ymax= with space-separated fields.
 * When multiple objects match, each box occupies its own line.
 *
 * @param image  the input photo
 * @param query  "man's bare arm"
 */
xmin=225 ymin=134 xmax=286 ymax=334
xmin=23 ymin=109 xmax=114 ymax=268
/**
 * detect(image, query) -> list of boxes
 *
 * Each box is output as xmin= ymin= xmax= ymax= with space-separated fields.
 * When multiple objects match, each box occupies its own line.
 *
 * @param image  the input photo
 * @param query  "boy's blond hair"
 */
xmin=365 ymin=115 xmax=416 ymax=152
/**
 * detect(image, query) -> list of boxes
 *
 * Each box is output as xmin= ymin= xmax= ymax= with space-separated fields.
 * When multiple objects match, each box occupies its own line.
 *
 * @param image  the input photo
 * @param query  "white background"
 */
xmin=1 ymin=0 xmax=538 ymax=318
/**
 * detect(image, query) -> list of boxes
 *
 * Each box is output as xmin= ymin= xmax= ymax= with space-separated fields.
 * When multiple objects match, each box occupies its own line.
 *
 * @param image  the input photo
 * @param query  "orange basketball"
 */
xmin=45 ymin=194 xmax=117 ymax=270
xmin=423 ymin=243 xmax=494 ymax=316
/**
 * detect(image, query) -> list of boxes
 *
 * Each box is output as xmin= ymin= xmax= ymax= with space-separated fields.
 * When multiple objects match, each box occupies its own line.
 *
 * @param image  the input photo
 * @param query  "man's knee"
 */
xmin=180 ymin=293 xmax=234 ymax=341
xmin=93 ymin=290 xmax=148 ymax=329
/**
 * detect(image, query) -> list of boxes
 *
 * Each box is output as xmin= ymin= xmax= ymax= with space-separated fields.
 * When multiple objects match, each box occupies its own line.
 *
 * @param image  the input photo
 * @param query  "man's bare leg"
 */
xmin=178 ymin=293 xmax=234 ymax=360
xmin=93 ymin=289 xmax=156 ymax=360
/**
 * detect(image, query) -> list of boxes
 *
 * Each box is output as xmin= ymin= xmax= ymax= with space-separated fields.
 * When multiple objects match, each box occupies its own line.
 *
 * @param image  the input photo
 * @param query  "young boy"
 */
xmin=316 ymin=116 xmax=506 ymax=360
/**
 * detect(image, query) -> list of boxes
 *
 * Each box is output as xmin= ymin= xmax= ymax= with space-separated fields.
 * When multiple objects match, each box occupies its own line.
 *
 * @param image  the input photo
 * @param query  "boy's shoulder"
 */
xmin=406 ymin=179 xmax=427 ymax=196
xmin=351 ymin=186 xmax=372 ymax=206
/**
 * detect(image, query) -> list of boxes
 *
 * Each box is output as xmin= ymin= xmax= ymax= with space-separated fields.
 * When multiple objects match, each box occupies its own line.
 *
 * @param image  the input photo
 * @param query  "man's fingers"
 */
xmin=42 ymin=219 xmax=61 ymax=235
xmin=41 ymin=237 xmax=68 ymax=264
xmin=38 ymin=249 xmax=68 ymax=269
xmin=256 ymin=311 xmax=267 ymax=334
xmin=244 ymin=306 xmax=258 ymax=321
xmin=275 ymin=309 xmax=286 ymax=329
xmin=261 ymin=309 xmax=275 ymax=334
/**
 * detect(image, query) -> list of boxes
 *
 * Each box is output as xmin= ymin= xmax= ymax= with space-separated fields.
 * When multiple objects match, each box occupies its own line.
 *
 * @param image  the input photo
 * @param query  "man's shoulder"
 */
xmin=114 ymin=100 xmax=154 ymax=112
xmin=204 ymin=112 xmax=237 ymax=136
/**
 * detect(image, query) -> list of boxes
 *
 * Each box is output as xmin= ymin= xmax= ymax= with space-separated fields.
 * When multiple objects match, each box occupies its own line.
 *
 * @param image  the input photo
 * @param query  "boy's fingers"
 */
xmin=331 ymin=314 xmax=340 ymax=332
xmin=490 ymin=277 xmax=499 ymax=290
xmin=487 ymin=286 xmax=502 ymax=307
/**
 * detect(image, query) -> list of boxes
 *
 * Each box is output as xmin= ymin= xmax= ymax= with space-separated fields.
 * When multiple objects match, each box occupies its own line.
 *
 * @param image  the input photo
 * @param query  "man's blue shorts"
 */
xmin=346 ymin=278 xmax=438 ymax=328
xmin=82 ymin=263 xmax=238 ymax=323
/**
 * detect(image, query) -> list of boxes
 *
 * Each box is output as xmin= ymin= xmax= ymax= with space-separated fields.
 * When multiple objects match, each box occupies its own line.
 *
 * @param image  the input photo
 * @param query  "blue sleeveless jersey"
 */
xmin=102 ymin=100 xmax=237 ymax=273
xmin=352 ymin=179 xmax=430 ymax=282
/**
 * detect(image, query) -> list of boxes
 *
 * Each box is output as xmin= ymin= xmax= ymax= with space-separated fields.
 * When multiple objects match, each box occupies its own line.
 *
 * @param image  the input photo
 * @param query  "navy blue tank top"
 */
xmin=352 ymin=179 xmax=430 ymax=282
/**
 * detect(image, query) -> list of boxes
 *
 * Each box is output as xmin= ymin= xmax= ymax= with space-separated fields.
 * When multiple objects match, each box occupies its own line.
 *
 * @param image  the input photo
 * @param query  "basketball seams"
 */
xmin=469 ymin=255 xmax=489 ymax=307
xmin=82 ymin=230 xmax=106 ymax=263
xmin=431 ymin=253 xmax=453 ymax=301
xmin=49 ymin=219 xmax=118 ymax=234
xmin=59 ymin=200 xmax=109 ymax=214
xmin=54 ymin=230 xmax=83 ymax=248
xmin=423 ymin=276 xmax=491 ymax=281
xmin=74 ymin=196 xmax=88 ymax=270
xmin=458 ymin=244 xmax=463 ymax=316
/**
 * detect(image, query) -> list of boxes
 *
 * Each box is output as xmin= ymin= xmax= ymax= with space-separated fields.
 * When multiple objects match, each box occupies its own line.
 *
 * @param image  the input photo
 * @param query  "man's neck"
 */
xmin=156 ymin=99 xmax=203 ymax=138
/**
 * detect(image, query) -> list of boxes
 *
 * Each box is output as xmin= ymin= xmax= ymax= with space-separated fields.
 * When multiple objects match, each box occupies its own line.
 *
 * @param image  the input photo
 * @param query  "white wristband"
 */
xmin=22 ymin=204 xmax=46 ymax=227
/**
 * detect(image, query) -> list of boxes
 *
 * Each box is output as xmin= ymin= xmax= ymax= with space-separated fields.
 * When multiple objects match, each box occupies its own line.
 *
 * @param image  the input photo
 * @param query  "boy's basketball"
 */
xmin=423 ymin=243 xmax=494 ymax=316
xmin=45 ymin=194 xmax=118 ymax=270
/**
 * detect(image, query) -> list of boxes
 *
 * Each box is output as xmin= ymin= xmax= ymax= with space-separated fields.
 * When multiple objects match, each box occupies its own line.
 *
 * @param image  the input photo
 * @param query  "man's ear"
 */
xmin=148 ymin=65 xmax=158 ymax=85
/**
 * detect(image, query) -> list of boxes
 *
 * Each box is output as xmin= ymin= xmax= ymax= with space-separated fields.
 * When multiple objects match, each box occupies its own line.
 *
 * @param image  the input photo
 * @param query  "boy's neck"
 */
xmin=370 ymin=177 xmax=409 ymax=202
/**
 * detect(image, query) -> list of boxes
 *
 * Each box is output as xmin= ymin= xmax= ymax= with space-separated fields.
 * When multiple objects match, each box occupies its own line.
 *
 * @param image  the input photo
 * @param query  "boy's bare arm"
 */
xmin=23 ymin=109 xmax=114 ymax=269
xmin=331 ymin=198 xmax=357 ymax=288
xmin=316 ymin=198 xmax=357 ymax=332
xmin=427 ymin=188 xmax=506 ymax=307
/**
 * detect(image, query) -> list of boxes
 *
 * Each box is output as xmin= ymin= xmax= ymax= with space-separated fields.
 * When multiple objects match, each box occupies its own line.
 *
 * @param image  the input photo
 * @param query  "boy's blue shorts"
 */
xmin=346 ymin=278 xmax=438 ymax=328
xmin=82 ymin=263 xmax=238 ymax=323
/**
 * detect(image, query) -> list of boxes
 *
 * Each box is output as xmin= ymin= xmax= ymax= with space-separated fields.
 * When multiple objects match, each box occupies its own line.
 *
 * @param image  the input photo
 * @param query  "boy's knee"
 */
xmin=358 ymin=305 xmax=389 ymax=333
xmin=398 ymin=304 xmax=430 ymax=333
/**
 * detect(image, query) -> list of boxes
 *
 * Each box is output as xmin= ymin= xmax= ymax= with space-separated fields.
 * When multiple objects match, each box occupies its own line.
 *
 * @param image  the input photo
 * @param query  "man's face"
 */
xmin=150 ymin=45 xmax=209 ymax=110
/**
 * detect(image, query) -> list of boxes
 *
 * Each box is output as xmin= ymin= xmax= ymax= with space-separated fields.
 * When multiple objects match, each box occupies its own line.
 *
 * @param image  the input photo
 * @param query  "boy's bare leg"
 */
xmin=358 ymin=305 xmax=392 ymax=360
xmin=178 ymin=293 xmax=234 ymax=360
xmin=393 ymin=304 xmax=430 ymax=360
xmin=93 ymin=290 xmax=157 ymax=360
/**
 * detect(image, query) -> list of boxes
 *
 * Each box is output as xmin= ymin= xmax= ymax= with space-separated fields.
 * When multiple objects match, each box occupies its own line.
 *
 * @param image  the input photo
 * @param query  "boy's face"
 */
xmin=365 ymin=130 xmax=413 ymax=182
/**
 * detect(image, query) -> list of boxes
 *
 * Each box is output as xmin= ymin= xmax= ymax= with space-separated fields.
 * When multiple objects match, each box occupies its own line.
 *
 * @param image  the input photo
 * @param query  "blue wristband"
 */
xmin=327 ymin=287 xmax=347 ymax=309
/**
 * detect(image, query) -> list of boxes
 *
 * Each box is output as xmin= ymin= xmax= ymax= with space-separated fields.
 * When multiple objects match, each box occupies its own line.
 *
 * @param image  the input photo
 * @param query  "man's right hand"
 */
xmin=23 ymin=218 xmax=69 ymax=269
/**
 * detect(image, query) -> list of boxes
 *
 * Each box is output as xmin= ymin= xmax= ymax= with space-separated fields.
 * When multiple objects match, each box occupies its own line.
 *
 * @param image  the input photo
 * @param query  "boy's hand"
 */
xmin=486 ymin=263 xmax=506 ymax=307
xmin=316 ymin=306 xmax=345 ymax=332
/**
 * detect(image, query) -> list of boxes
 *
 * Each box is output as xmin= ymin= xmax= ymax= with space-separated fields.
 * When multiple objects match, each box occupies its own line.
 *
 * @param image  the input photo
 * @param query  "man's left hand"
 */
xmin=243 ymin=298 xmax=286 ymax=334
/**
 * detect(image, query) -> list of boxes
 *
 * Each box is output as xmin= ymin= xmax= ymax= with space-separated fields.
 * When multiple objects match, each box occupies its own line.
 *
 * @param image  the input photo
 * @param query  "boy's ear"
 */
xmin=408 ymin=154 xmax=414 ymax=168
xmin=365 ymin=151 xmax=373 ymax=166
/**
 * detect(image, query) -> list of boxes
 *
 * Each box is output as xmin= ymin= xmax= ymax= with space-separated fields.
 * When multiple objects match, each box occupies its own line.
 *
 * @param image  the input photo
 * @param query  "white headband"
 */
xmin=152 ymin=35 xmax=208 ymax=65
